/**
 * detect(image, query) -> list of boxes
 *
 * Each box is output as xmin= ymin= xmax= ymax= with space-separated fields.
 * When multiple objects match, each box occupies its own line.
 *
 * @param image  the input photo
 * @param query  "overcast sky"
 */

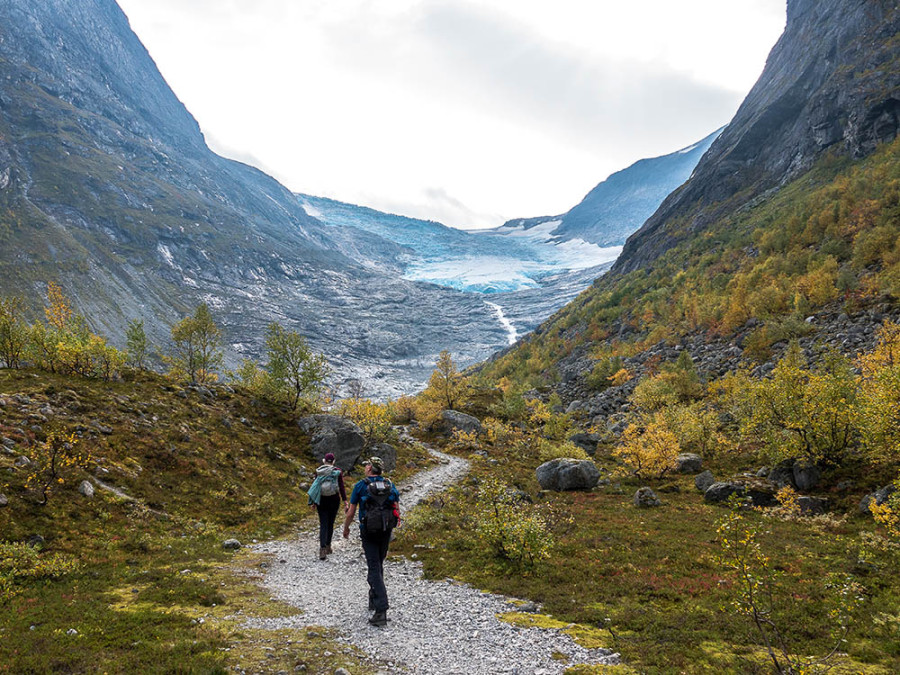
xmin=116 ymin=0 xmax=786 ymax=230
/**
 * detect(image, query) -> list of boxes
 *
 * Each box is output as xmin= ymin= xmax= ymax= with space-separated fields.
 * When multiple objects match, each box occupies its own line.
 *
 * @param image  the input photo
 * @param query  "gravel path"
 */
xmin=248 ymin=442 xmax=620 ymax=674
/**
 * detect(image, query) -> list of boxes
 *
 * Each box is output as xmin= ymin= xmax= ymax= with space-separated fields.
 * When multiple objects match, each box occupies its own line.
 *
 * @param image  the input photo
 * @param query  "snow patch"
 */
xmin=157 ymin=244 xmax=175 ymax=267
xmin=485 ymin=301 xmax=517 ymax=346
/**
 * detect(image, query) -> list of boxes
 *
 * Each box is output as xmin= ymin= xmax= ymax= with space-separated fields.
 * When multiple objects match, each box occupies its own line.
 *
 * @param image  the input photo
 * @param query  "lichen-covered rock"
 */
xmin=859 ymin=484 xmax=898 ymax=514
xmin=675 ymin=453 xmax=703 ymax=474
xmin=704 ymin=482 xmax=745 ymax=503
xmin=535 ymin=459 xmax=600 ymax=491
xmin=222 ymin=539 xmax=242 ymax=551
xmin=633 ymin=487 xmax=661 ymax=508
xmin=77 ymin=480 xmax=94 ymax=498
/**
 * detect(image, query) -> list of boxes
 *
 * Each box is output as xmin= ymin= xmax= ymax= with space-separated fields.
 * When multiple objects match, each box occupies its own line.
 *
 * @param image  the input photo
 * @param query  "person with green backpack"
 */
xmin=307 ymin=453 xmax=347 ymax=560
xmin=342 ymin=456 xmax=400 ymax=627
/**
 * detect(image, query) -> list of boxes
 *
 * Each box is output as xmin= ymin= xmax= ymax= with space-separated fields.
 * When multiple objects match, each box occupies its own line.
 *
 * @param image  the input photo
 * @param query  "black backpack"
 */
xmin=363 ymin=477 xmax=398 ymax=534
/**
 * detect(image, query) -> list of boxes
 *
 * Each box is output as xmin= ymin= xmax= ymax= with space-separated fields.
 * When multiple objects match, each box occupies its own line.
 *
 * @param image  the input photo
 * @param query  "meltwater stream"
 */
xmin=485 ymin=301 xmax=518 ymax=346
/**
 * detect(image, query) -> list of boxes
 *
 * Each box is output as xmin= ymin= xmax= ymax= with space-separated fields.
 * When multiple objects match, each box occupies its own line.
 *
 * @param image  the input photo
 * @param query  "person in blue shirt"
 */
xmin=342 ymin=456 xmax=400 ymax=627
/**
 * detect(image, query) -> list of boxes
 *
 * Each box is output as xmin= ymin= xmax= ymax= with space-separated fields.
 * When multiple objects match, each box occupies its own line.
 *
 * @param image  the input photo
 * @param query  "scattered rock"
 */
xmin=27 ymin=534 xmax=45 ymax=548
xmin=798 ymin=496 xmax=828 ymax=516
xmin=0 ymin=494 xmax=8 ymax=507
xmin=14 ymin=455 xmax=31 ymax=468
xmin=633 ymin=487 xmax=661 ymax=508
xmin=768 ymin=459 xmax=796 ymax=489
xmin=78 ymin=480 xmax=95 ymax=498
xmin=66 ymin=629 xmax=78 ymax=636
xmin=675 ymin=453 xmax=703 ymax=474
xmin=439 ymin=410 xmax=484 ymax=435
xmin=704 ymin=482 xmax=745 ymax=503
xmin=695 ymin=470 xmax=715 ymax=493
xmin=859 ymin=484 xmax=898 ymax=514
xmin=90 ymin=421 xmax=113 ymax=435
xmin=565 ymin=400 xmax=582 ymax=414
xmin=334 ymin=669 xmax=352 ymax=675
xmin=222 ymin=539 xmax=242 ymax=551
xmin=535 ymin=459 xmax=600 ymax=491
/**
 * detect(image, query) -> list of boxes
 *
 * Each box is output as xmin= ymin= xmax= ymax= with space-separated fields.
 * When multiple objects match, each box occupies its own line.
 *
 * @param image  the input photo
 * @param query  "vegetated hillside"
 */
xmin=618 ymin=0 xmax=900 ymax=273
xmin=0 ymin=367 xmax=429 ymax=673
xmin=0 ymin=0 xmax=514 ymax=398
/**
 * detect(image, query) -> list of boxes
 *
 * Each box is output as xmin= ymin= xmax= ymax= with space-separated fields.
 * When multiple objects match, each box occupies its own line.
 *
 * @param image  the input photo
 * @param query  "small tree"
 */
xmin=264 ymin=322 xmax=329 ymax=409
xmin=0 ymin=296 xmax=27 ymax=369
xmin=614 ymin=412 xmax=681 ymax=478
xmin=125 ymin=318 xmax=149 ymax=370
xmin=169 ymin=303 xmax=223 ymax=383
xmin=425 ymin=350 xmax=465 ymax=410
xmin=25 ymin=431 xmax=91 ymax=505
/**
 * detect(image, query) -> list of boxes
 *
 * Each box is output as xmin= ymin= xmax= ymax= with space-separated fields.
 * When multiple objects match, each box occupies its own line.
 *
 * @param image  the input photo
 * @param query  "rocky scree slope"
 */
xmin=617 ymin=0 xmax=900 ymax=273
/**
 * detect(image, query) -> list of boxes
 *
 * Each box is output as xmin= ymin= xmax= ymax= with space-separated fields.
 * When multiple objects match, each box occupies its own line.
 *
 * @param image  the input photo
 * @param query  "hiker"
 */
xmin=308 ymin=452 xmax=347 ymax=560
xmin=342 ymin=456 xmax=400 ymax=627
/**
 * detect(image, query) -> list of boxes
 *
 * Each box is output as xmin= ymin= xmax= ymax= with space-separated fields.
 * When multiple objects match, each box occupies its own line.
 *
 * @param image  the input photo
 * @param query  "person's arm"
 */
xmin=338 ymin=471 xmax=348 ymax=505
xmin=342 ymin=502 xmax=357 ymax=538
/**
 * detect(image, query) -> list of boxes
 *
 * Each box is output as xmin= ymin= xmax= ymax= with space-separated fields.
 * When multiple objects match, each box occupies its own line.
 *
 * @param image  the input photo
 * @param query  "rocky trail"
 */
xmin=246 ymin=441 xmax=620 ymax=674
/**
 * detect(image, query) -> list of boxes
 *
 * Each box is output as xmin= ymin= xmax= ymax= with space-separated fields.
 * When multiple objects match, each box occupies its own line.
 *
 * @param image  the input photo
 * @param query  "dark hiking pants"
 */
xmin=361 ymin=530 xmax=392 ymax=612
xmin=318 ymin=494 xmax=341 ymax=548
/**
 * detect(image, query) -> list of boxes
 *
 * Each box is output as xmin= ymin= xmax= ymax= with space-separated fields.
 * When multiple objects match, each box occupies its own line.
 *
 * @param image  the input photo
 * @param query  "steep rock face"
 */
xmin=551 ymin=128 xmax=722 ymax=247
xmin=617 ymin=0 xmax=900 ymax=273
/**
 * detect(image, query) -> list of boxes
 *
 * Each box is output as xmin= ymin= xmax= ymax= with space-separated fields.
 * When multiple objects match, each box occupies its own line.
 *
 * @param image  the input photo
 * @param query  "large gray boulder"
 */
xmin=298 ymin=415 xmax=365 ymax=470
xmin=536 ymin=459 xmax=600 ymax=491
xmin=768 ymin=459 xmax=797 ymax=489
xmin=705 ymin=480 xmax=777 ymax=506
xmin=695 ymin=470 xmax=715 ymax=493
xmin=440 ymin=410 xmax=483 ymax=435
xmin=792 ymin=460 xmax=821 ymax=492
xmin=704 ymin=482 xmax=745 ymax=503
xmin=675 ymin=453 xmax=703 ymax=474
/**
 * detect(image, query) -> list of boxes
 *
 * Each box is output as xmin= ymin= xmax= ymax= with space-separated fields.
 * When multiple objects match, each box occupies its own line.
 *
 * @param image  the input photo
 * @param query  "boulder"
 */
xmin=0 ymin=494 xmax=7 ymax=507
xmin=568 ymin=432 xmax=601 ymax=456
xmin=798 ymin=496 xmax=828 ymax=516
xmin=298 ymin=415 xmax=365 ymax=470
xmin=792 ymin=460 xmax=821 ymax=492
xmin=704 ymin=482 xmax=745 ymax=503
xmin=14 ymin=455 xmax=31 ymax=469
xmin=565 ymin=400 xmax=582 ymax=414
xmin=742 ymin=478 xmax=779 ymax=507
xmin=675 ymin=453 xmax=703 ymax=474
xmin=368 ymin=442 xmax=397 ymax=474
xmin=768 ymin=459 xmax=796 ymax=489
xmin=27 ymin=534 xmax=45 ymax=548
xmin=535 ymin=459 xmax=601 ymax=491
xmin=440 ymin=410 xmax=483 ymax=435
xmin=222 ymin=539 xmax=242 ymax=551
xmin=633 ymin=487 xmax=661 ymax=508
xmin=695 ymin=470 xmax=715 ymax=493
xmin=77 ymin=480 xmax=94 ymax=498
xmin=859 ymin=484 xmax=898 ymax=514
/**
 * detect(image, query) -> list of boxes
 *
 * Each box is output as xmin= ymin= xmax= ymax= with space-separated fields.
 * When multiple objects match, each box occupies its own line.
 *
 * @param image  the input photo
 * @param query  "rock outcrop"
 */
xmin=535 ymin=459 xmax=601 ymax=491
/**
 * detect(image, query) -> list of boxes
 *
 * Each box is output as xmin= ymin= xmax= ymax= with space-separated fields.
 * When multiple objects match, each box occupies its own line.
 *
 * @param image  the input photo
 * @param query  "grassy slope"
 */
xmin=0 ymin=368 xmax=430 ymax=674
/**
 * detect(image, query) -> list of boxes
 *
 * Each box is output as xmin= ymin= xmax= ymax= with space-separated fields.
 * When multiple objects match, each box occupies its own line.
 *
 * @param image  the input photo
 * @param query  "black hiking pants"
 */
xmin=361 ymin=529 xmax=392 ymax=612
xmin=317 ymin=494 xmax=341 ymax=548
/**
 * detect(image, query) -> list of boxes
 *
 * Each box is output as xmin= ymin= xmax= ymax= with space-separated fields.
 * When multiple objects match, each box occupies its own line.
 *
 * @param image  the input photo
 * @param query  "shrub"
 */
xmin=472 ymin=477 xmax=558 ymax=571
xmin=0 ymin=296 xmax=27 ymax=369
xmin=338 ymin=397 xmax=395 ymax=445
xmin=613 ymin=412 xmax=680 ymax=479
xmin=0 ymin=542 xmax=81 ymax=604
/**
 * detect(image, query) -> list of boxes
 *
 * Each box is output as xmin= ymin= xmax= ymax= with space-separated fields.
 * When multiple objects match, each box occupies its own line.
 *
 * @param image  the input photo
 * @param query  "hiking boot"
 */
xmin=368 ymin=611 xmax=387 ymax=627
xmin=319 ymin=547 xmax=327 ymax=560
xmin=325 ymin=545 xmax=333 ymax=555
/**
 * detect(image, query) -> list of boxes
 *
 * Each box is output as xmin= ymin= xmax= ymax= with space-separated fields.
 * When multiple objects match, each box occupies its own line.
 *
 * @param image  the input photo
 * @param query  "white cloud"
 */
xmin=117 ymin=0 xmax=786 ymax=229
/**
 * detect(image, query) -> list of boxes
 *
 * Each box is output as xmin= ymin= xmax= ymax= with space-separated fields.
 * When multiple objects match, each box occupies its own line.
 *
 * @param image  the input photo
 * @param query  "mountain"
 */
xmin=0 ymin=0 xmax=521 ymax=397
xmin=480 ymin=0 xmax=900 ymax=394
xmin=617 ymin=0 xmax=900 ymax=273
xmin=538 ymin=128 xmax=722 ymax=247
